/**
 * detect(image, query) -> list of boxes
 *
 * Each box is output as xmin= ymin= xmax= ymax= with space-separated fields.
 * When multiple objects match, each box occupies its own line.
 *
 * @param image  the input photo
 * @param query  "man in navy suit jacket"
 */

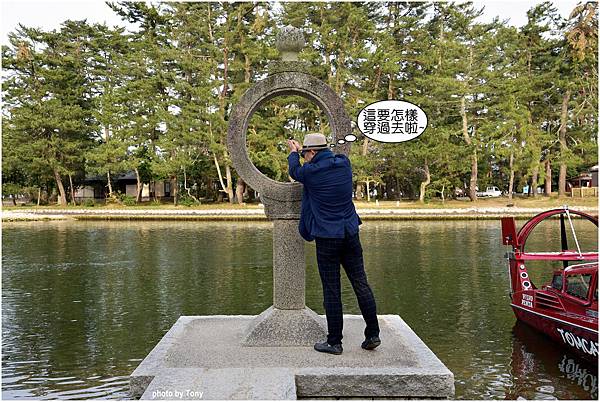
xmin=287 ymin=133 xmax=381 ymax=355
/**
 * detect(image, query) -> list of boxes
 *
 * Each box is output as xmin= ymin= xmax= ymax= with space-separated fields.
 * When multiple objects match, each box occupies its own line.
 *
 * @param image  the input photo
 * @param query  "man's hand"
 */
xmin=287 ymin=139 xmax=302 ymax=153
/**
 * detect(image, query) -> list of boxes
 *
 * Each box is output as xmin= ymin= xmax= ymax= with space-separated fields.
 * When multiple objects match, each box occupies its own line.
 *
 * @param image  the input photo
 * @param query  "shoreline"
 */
xmin=3 ymin=206 xmax=597 ymax=222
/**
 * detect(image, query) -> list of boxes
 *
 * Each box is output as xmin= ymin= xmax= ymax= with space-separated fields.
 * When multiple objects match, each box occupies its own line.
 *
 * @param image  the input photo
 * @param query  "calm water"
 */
xmin=2 ymin=219 xmax=598 ymax=399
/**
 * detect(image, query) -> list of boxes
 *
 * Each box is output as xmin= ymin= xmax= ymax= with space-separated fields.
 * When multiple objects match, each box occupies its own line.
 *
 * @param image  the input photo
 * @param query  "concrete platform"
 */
xmin=130 ymin=314 xmax=455 ymax=399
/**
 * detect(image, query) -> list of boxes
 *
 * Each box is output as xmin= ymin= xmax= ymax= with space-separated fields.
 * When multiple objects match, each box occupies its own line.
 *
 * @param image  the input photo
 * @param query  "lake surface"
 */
xmin=2 ymin=219 xmax=598 ymax=399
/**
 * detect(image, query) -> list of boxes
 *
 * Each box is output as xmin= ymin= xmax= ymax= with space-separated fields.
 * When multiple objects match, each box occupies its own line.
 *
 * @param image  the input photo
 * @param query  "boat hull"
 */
xmin=511 ymin=303 xmax=599 ymax=363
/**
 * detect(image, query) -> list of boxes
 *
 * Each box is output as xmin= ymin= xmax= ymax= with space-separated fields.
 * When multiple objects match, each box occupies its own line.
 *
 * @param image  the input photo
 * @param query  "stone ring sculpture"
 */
xmin=227 ymin=72 xmax=351 ymax=219
xmin=225 ymin=26 xmax=352 ymax=346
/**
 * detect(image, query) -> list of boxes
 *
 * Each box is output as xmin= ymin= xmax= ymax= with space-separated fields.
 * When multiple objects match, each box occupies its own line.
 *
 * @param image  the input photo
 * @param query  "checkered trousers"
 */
xmin=315 ymin=233 xmax=380 ymax=345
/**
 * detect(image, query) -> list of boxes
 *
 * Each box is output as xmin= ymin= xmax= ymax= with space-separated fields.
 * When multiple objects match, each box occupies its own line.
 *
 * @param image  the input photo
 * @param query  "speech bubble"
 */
xmin=329 ymin=125 xmax=358 ymax=149
xmin=356 ymin=100 xmax=427 ymax=143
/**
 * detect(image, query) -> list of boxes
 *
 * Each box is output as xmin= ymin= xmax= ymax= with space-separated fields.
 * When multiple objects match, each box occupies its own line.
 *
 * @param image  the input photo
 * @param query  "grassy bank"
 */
xmin=3 ymin=195 xmax=597 ymax=223
xmin=3 ymin=195 xmax=597 ymax=211
xmin=70 ymin=214 xmax=562 ymax=222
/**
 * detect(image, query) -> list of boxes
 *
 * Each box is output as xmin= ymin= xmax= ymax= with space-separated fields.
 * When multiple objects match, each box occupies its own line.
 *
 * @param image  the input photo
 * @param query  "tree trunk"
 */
xmin=50 ymin=187 xmax=58 ymax=204
xmin=54 ymin=169 xmax=67 ymax=207
xmin=508 ymin=150 xmax=515 ymax=200
xmin=172 ymin=176 xmax=178 ymax=206
xmin=244 ymin=55 xmax=251 ymax=84
xmin=37 ymin=187 xmax=41 ymax=206
xmin=373 ymin=66 xmax=381 ymax=93
xmin=362 ymin=138 xmax=369 ymax=156
xmin=206 ymin=178 xmax=215 ymax=201
xmin=461 ymin=96 xmax=477 ymax=201
xmin=355 ymin=182 xmax=364 ymax=200
xmin=469 ymin=151 xmax=478 ymax=201
xmin=235 ymin=177 xmax=246 ymax=204
xmin=531 ymin=165 xmax=539 ymax=198
xmin=213 ymin=152 xmax=234 ymax=203
xmin=463 ymin=39 xmax=477 ymax=201
xmin=106 ymin=171 xmax=113 ymax=197
xmin=68 ymin=173 xmax=76 ymax=205
xmin=419 ymin=162 xmax=431 ymax=203
xmin=544 ymin=159 xmax=552 ymax=196
xmin=207 ymin=3 xmax=213 ymax=41
xmin=335 ymin=49 xmax=345 ymax=93
xmin=359 ymin=137 xmax=369 ymax=199
xmin=42 ymin=183 xmax=49 ymax=204
xmin=182 ymin=167 xmax=200 ymax=203
xmin=366 ymin=180 xmax=371 ymax=202
xmin=135 ymin=168 xmax=142 ymax=203
xmin=225 ymin=165 xmax=234 ymax=204
xmin=213 ymin=154 xmax=227 ymax=191
xmin=220 ymin=49 xmax=229 ymax=112
xmin=558 ymin=89 xmax=571 ymax=196
xmin=104 ymin=126 xmax=114 ymax=199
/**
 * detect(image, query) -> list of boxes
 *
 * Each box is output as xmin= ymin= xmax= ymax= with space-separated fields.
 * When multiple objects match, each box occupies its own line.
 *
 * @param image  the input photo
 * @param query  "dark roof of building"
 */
xmin=84 ymin=171 xmax=137 ymax=182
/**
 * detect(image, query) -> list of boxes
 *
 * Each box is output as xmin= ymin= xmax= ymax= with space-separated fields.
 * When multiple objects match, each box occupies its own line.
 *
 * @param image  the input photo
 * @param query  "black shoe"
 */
xmin=361 ymin=336 xmax=381 ymax=350
xmin=314 ymin=341 xmax=343 ymax=355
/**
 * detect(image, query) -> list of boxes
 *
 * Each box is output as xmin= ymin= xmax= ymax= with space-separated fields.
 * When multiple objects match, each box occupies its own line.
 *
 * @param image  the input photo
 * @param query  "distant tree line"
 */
xmin=2 ymin=1 xmax=597 ymax=206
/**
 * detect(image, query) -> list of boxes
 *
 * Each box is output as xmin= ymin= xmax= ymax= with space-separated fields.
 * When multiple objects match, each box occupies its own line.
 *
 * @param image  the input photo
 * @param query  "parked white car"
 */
xmin=476 ymin=186 xmax=502 ymax=197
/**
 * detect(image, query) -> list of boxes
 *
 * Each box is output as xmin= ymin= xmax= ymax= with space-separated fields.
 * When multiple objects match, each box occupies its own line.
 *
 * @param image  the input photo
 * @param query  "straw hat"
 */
xmin=301 ymin=133 xmax=328 ymax=151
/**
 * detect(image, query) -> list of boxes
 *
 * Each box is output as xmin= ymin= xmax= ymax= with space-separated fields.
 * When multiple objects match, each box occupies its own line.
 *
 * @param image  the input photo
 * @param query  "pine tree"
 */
xmin=85 ymin=23 xmax=131 ymax=198
xmin=108 ymin=2 xmax=176 ymax=202
xmin=2 ymin=22 xmax=96 ymax=206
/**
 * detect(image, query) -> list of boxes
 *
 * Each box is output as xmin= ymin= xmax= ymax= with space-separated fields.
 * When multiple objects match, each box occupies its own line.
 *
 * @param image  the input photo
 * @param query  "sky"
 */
xmin=1 ymin=0 xmax=581 ymax=46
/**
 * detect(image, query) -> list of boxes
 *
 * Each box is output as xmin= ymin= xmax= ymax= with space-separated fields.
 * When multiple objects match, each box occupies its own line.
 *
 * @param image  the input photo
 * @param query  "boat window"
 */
xmin=565 ymin=274 xmax=592 ymax=300
xmin=551 ymin=274 xmax=563 ymax=290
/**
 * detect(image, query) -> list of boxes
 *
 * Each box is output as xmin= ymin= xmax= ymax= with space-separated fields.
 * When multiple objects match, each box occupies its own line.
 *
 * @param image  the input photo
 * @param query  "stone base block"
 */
xmin=130 ymin=314 xmax=455 ymax=400
xmin=242 ymin=306 xmax=327 ymax=346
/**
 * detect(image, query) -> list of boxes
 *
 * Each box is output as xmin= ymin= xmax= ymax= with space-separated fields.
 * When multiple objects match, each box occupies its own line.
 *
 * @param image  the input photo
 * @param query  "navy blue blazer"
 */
xmin=288 ymin=149 xmax=362 ymax=241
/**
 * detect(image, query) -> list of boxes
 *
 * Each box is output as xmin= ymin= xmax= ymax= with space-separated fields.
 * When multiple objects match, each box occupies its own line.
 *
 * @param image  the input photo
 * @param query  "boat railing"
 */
xmin=507 ymin=251 xmax=598 ymax=262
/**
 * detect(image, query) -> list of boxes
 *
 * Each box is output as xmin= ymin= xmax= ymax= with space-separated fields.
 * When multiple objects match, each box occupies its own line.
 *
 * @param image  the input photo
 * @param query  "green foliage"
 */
xmin=2 ymin=183 xmax=22 ymax=197
xmin=105 ymin=193 xmax=120 ymax=205
xmin=1 ymin=2 xmax=596 ymax=203
xmin=177 ymin=195 xmax=198 ymax=207
xmin=119 ymin=194 xmax=137 ymax=206
xmin=106 ymin=191 xmax=136 ymax=206
xmin=3 ymin=21 xmax=97 ymax=205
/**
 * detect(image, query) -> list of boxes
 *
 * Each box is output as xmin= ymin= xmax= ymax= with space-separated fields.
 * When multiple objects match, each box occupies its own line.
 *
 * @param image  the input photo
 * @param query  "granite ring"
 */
xmin=227 ymin=71 xmax=351 ymax=202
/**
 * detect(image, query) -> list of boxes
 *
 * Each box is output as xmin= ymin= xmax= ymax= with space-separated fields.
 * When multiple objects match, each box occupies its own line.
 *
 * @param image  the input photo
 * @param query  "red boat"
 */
xmin=501 ymin=207 xmax=598 ymax=363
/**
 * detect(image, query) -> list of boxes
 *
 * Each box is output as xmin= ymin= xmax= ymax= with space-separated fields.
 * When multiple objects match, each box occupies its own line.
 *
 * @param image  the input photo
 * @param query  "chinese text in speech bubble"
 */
xmin=356 ymin=100 xmax=428 ymax=143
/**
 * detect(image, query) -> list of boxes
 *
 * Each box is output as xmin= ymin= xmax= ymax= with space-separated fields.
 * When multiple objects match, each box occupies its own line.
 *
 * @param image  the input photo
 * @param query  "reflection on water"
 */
xmin=509 ymin=322 xmax=598 ymax=400
xmin=559 ymin=356 xmax=598 ymax=399
xmin=2 ymin=219 xmax=597 ymax=399
xmin=2 ymin=221 xmax=273 ymax=399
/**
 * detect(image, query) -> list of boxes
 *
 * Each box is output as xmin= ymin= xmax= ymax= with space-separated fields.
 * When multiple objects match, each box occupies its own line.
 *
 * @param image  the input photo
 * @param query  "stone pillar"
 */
xmin=227 ymin=26 xmax=352 ymax=346
xmin=273 ymin=220 xmax=305 ymax=310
